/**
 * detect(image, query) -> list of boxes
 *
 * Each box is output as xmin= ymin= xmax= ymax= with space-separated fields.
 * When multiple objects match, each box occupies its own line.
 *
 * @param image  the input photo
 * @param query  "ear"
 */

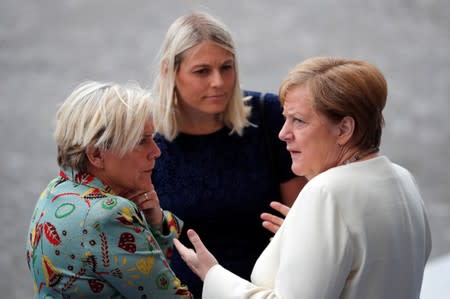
xmin=86 ymin=145 xmax=105 ymax=169
xmin=336 ymin=116 xmax=355 ymax=145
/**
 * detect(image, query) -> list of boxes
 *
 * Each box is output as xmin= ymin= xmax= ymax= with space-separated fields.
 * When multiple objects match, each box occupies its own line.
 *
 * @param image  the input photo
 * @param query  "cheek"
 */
xmin=118 ymin=157 xmax=141 ymax=177
xmin=178 ymin=81 xmax=203 ymax=103
xmin=293 ymin=130 xmax=308 ymax=149
xmin=225 ymin=73 xmax=236 ymax=88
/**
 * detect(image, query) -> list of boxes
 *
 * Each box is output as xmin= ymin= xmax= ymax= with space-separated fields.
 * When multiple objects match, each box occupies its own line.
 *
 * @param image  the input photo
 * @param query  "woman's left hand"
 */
xmin=260 ymin=201 xmax=290 ymax=235
xmin=173 ymin=229 xmax=218 ymax=281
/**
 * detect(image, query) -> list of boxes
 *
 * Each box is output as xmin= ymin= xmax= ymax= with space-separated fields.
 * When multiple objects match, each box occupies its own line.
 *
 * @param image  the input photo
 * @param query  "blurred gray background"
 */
xmin=1 ymin=0 xmax=449 ymax=298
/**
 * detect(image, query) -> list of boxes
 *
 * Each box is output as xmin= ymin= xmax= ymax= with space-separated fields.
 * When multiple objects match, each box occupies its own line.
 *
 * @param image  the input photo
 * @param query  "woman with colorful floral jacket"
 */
xmin=25 ymin=81 xmax=192 ymax=298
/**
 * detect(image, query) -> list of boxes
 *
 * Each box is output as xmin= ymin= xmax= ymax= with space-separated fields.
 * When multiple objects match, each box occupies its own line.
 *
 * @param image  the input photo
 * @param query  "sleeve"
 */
xmin=204 ymin=265 xmax=274 ymax=299
xmin=262 ymin=93 xmax=297 ymax=183
xmin=202 ymin=183 xmax=354 ymax=299
xmin=83 ymin=196 xmax=192 ymax=298
xmin=149 ymin=210 xmax=184 ymax=260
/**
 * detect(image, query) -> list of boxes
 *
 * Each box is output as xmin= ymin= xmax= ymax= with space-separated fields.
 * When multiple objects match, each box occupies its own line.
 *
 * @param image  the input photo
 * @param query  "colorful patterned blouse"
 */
xmin=25 ymin=168 xmax=192 ymax=298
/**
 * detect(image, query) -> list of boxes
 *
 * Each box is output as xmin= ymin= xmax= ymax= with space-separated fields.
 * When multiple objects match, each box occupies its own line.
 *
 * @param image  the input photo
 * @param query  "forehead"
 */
xmin=283 ymin=85 xmax=312 ymax=112
xmin=181 ymin=41 xmax=233 ymax=65
xmin=143 ymin=119 xmax=155 ymax=133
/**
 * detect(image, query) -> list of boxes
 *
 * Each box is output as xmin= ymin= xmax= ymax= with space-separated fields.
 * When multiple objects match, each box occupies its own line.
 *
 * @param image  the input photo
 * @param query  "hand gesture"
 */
xmin=173 ymin=229 xmax=218 ymax=281
xmin=260 ymin=201 xmax=290 ymax=235
xmin=122 ymin=185 xmax=163 ymax=227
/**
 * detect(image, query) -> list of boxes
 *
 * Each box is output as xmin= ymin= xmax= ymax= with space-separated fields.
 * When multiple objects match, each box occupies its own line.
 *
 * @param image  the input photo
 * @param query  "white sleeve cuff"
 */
xmin=203 ymin=265 xmax=274 ymax=299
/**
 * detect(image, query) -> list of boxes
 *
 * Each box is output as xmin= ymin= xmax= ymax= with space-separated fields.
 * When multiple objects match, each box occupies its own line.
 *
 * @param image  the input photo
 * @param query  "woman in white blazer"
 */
xmin=174 ymin=56 xmax=432 ymax=299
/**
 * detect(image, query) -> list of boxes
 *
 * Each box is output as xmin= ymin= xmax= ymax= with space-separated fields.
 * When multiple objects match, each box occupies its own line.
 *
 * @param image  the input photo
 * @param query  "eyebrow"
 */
xmin=191 ymin=59 xmax=234 ymax=68
xmin=222 ymin=58 xmax=234 ymax=64
xmin=281 ymin=109 xmax=295 ymax=116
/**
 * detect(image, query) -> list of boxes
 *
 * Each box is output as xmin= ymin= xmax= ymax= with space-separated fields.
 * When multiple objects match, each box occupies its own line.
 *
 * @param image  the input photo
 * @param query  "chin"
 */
xmin=291 ymin=165 xmax=303 ymax=177
xmin=135 ymin=180 xmax=151 ymax=190
xmin=206 ymin=107 xmax=227 ymax=115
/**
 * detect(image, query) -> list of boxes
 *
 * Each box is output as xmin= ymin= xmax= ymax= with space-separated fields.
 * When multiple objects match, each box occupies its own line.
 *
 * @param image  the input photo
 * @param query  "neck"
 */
xmin=342 ymin=146 xmax=379 ymax=165
xmin=86 ymin=164 xmax=123 ymax=195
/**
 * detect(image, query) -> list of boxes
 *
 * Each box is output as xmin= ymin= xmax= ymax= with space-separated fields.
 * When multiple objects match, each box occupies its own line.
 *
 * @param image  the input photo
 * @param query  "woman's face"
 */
xmin=279 ymin=85 xmax=341 ymax=180
xmin=175 ymin=40 xmax=236 ymax=117
xmin=101 ymin=120 xmax=161 ymax=195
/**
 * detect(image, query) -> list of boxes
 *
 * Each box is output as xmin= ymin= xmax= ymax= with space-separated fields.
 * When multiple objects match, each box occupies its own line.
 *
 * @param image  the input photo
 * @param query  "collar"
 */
xmin=59 ymin=167 xmax=115 ymax=194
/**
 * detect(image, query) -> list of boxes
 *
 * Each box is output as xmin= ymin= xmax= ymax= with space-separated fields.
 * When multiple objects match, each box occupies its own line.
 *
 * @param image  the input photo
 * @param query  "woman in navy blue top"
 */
xmin=151 ymin=12 xmax=306 ymax=298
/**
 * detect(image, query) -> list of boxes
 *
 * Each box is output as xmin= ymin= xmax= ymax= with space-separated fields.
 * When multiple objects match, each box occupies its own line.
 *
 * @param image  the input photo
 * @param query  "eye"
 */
xmin=221 ymin=64 xmax=233 ymax=72
xmin=193 ymin=68 xmax=209 ymax=75
xmin=293 ymin=117 xmax=304 ymax=124
xmin=138 ymin=137 xmax=147 ymax=146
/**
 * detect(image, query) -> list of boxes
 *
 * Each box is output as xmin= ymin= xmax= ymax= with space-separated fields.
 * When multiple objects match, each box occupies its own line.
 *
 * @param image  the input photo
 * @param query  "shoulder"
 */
xmin=243 ymin=90 xmax=281 ymax=110
xmin=84 ymin=195 xmax=144 ymax=228
xmin=287 ymin=174 xmax=351 ymax=236
xmin=295 ymin=167 xmax=355 ymax=210
xmin=243 ymin=90 xmax=283 ymax=127
xmin=391 ymin=161 xmax=414 ymax=180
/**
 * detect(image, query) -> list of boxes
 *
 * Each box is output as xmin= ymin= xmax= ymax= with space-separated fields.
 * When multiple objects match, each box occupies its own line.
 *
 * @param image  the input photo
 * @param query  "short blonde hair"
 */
xmin=152 ymin=12 xmax=250 ymax=141
xmin=55 ymin=81 xmax=152 ymax=173
xmin=279 ymin=57 xmax=387 ymax=150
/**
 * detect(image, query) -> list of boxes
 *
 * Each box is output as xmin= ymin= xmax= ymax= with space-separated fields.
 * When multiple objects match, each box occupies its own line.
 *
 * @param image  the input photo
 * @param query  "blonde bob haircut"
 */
xmin=55 ymin=81 xmax=152 ymax=173
xmin=152 ymin=12 xmax=250 ymax=141
xmin=279 ymin=57 xmax=387 ymax=150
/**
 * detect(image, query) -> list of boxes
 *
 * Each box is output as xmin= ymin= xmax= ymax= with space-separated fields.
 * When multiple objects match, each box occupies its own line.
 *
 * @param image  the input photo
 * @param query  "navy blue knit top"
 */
xmin=152 ymin=91 xmax=296 ymax=298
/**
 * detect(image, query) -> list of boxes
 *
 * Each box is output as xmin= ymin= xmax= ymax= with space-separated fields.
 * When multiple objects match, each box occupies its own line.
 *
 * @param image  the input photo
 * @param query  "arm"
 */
xmin=176 ymin=184 xmax=353 ymax=299
xmin=84 ymin=197 xmax=191 ymax=298
xmin=280 ymin=176 xmax=307 ymax=207
xmin=122 ymin=187 xmax=184 ymax=256
xmin=271 ymin=187 xmax=353 ymax=298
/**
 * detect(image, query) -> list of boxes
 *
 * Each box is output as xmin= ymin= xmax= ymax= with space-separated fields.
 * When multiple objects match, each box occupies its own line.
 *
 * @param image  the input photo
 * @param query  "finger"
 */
xmin=122 ymin=190 xmax=147 ymax=200
xmin=173 ymin=238 xmax=188 ymax=256
xmin=147 ymin=190 xmax=159 ymax=203
xmin=260 ymin=213 xmax=283 ymax=226
xmin=136 ymin=190 xmax=160 ymax=207
xmin=270 ymin=201 xmax=291 ymax=217
xmin=186 ymin=229 xmax=207 ymax=253
xmin=173 ymin=239 xmax=195 ymax=265
xmin=262 ymin=220 xmax=279 ymax=234
xmin=134 ymin=193 xmax=149 ymax=206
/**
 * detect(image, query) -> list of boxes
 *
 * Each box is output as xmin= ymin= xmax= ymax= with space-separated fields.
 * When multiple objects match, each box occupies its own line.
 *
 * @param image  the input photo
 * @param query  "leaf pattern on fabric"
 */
xmin=43 ymin=222 xmax=61 ymax=246
xmin=99 ymin=232 xmax=110 ymax=267
xmin=42 ymin=256 xmax=62 ymax=287
xmin=30 ymin=223 xmax=43 ymax=249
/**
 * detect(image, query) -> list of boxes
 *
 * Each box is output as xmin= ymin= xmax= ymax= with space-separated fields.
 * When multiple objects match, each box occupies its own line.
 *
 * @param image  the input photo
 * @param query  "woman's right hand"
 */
xmin=260 ymin=201 xmax=291 ymax=235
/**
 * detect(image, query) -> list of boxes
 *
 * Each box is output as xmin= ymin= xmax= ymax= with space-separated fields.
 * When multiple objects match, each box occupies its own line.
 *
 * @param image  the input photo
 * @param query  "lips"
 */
xmin=287 ymin=147 xmax=300 ymax=153
xmin=143 ymin=168 xmax=153 ymax=174
xmin=205 ymin=94 xmax=226 ymax=101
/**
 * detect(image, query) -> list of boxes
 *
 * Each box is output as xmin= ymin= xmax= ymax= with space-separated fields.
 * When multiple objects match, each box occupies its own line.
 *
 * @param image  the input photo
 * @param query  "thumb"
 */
xmin=173 ymin=238 xmax=185 ymax=253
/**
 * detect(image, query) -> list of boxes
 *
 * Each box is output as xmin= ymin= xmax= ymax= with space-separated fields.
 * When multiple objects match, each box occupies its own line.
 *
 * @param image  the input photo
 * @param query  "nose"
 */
xmin=210 ymin=70 xmax=224 ymax=88
xmin=148 ymin=139 xmax=161 ymax=160
xmin=278 ymin=120 xmax=292 ymax=142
